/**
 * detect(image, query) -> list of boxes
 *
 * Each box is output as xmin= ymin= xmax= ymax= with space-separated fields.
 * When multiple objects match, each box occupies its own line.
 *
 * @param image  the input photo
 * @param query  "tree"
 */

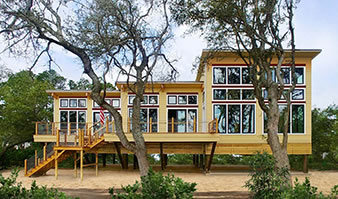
xmin=36 ymin=69 xmax=67 ymax=89
xmin=0 ymin=0 xmax=175 ymax=176
xmin=171 ymin=0 xmax=297 ymax=183
xmin=0 ymin=71 xmax=52 ymax=165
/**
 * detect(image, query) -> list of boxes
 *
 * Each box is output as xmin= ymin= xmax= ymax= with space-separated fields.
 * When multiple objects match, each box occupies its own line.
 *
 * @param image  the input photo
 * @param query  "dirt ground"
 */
xmin=1 ymin=165 xmax=337 ymax=199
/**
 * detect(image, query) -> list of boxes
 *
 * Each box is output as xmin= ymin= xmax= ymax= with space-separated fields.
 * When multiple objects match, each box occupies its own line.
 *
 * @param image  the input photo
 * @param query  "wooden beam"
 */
xmin=133 ymin=154 xmax=139 ymax=169
xmin=113 ymin=142 xmax=124 ymax=169
xmin=55 ymin=150 xmax=58 ymax=180
xmin=123 ymin=154 xmax=129 ymax=169
xmin=35 ymin=150 xmax=37 ymax=167
xmin=160 ymin=143 xmax=164 ymax=170
xmin=95 ymin=152 xmax=98 ymax=176
xmin=206 ymin=142 xmax=217 ymax=172
xmin=303 ymin=155 xmax=308 ymax=173
xmin=80 ymin=150 xmax=83 ymax=181
xmin=24 ymin=159 xmax=27 ymax=175
xmin=74 ymin=153 xmax=77 ymax=178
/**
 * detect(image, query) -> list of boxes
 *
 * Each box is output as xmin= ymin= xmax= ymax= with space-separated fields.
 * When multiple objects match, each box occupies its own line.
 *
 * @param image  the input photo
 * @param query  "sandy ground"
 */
xmin=1 ymin=166 xmax=337 ymax=198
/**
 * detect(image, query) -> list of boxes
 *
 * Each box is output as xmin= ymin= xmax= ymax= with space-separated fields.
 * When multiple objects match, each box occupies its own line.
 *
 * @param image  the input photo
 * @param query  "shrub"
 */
xmin=109 ymin=168 xmax=197 ymax=199
xmin=0 ymin=169 xmax=75 ymax=199
xmin=244 ymin=152 xmax=290 ymax=199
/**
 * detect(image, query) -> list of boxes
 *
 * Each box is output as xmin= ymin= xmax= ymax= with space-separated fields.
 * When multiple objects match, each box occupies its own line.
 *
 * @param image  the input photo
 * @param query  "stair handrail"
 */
xmin=25 ymin=142 xmax=55 ymax=174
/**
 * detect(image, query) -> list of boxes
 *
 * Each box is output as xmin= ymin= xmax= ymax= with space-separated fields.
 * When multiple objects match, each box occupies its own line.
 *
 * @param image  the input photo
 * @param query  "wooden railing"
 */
xmin=208 ymin=118 xmax=218 ymax=134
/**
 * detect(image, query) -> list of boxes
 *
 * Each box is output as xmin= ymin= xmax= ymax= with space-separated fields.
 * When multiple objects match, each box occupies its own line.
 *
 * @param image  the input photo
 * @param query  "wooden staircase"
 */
xmin=26 ymin=150 xmax=74 ymax=177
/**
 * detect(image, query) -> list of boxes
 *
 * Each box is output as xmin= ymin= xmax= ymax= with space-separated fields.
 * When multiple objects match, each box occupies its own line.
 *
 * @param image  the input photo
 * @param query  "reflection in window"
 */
xmin=78 ymin=99 xmax=86 ymax=107
xmin=60 ymin=111 xmax=68 ymax=132
xmin=242 ymin=89 xmax=255 ymax=100
xmin=242 ymin=68 xmax=252 ymax=84
xmin=141 ymin=96 xmax=148 ymax=104
xmin=60 ymin=99 xmax=68 ymax=107
xmin=187 ymin=110 xmax=197 ymax=132
xmin=69 ymin=99 xmax=77 ymax=107
xmin=149 ymin=109 xmax=158 ymax=132
xmin=213 ymin=105 xmax=226 ymax=133
xmin=78 ymin=111 xmax=86 ymax=130
xmin=178 ymin=96 xmax=187 ymax=104
xmin=228 ymin=105 xmax=240 ymax=133
xmin=213 ymin=67 xmax=226 ymax=84
xmin=295 ymin=68 xmax=304 ymax=84
xmin=129 ymin=96 xmax=135 ymax=104
xmin=129 ymin=108 xmax=158 ymax=133
xmin=278 ymin=105 xmax=290 ymax=133
xmin=149 ymin=96 xmax=158 ymax=104
xmin=227 ymin=89 xmax=240 ymax=100
xmin=168 ymin=96 xmax=177 ymax=104
xmin=281 ymin=68 xmax=290 ymax=84
xmin=228 ymin=67 xmax=240 ymax=84
xmin=292 ymin=105 xmax=304 ymax=133
xmin=214 ymin=89 xmax=226 ymax=100
xmin=292 ymin=89 xmax=304 ymax=100
xmin=242 ymin=105 xmax=255 ymax=133
xmin=112 ymin=99 xmax=120 ymax=107
xmin=188 ymin=96 xmax=197 ymax=104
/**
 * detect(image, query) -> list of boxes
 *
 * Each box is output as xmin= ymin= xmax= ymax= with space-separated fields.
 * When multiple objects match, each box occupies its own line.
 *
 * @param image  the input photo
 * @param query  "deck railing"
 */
xmin=35 ymin=118 xmax=220 ymax=136
xmin=25 ymin=142 xmax=55 ymax=175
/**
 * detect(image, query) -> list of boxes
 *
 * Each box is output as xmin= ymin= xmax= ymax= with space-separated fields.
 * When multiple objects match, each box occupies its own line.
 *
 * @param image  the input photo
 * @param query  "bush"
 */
xmin=281 ymin=178 xmax=338 ymax=199
xmin=244 ymin=152 xmax=290 ymax=199
xmin=109 ymin=168 xmax=196 ymax=199
xmin=0 ymin=169 xmax=75 ymax=199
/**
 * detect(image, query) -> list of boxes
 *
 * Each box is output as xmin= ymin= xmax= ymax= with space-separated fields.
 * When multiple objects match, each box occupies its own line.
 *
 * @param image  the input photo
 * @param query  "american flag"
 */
xmin=100 ymin=106 xmax=105 ymax=125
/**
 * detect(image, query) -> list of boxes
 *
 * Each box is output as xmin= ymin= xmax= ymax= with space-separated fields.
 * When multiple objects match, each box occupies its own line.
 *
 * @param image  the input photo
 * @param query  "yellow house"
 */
xmin=25 ymin=49 xmax=320 ymax=179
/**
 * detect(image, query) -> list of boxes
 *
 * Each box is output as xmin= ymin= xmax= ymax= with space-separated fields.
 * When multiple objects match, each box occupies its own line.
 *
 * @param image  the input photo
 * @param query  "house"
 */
xmin=25 ymin=49 xmax=321 ymax=179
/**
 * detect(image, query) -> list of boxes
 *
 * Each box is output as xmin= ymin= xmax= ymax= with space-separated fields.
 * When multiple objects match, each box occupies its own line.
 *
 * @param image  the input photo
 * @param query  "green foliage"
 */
xmin=281 ymin=178 xmax=338 ymax=199
xmin=36 ymin=69 xmax=67 ymax=89
xmin=0 ymin=169 xmax=75 ymax=199
xmin=109 ymin=168 xmax=196 ymax=199
xmin=244 ymin=152 xmax=290 ymax=199
xmin=168 ymin=154 xmax=193 ymax=165
xmin=0 ymin=71 xmax=53 ymax=165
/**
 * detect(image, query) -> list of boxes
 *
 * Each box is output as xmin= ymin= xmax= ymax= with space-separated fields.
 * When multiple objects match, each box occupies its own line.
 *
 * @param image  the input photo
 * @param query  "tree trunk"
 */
xmin=267 ymin=86 xmax=291 ymax=183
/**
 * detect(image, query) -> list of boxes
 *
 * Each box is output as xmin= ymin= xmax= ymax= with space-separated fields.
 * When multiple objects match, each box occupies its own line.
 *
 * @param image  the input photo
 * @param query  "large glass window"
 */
xmin=213 ymin=105 xmax=226 ymax=133
xmin=295 ymin=68 xmax=304 ymax=84
xmin=242 ymin=89 xmax=255 ymax=100
xmin=228 ymin=105 xmax=241 ymax=133
xmin=213 ymin=67 xmax=226 ymax=84
xmin=168 ymin=109 xmax=197 ymax=132
xmin=242 ymin=68 xmax=252 ymax=84
xmin=129 ymin=108 xmax=158 ymax=133
xmin=281 ymin=68 xmax=290 ymax=84
xmin=213 ymin=89 xmax=226 ymax=100
xmin=292 ymin=105 xmax=304 ymax=133
xmin=60 ymin=111 xmax=68 ymax=133
xmin=292 ymin=89 xmax=304 ymax=100
xmin=227 ymin=89 xmax=240 ymax=100
xmin=242 ymin=105 xmax=255 ymax=134
xmin=60 ymin=110 xmax=86 ymax=134
xmin=228 ymin=67 xmax=240 ymax=84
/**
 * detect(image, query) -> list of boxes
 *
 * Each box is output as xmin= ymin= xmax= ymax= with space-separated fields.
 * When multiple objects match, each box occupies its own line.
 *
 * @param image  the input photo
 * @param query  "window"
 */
xmin=78 ymin=99 xmax=86 ymax=107
xmin=213 ymin=67 xmax=226 ymax=84
xmin=213 ymin=104 xmax=255 ymax=134
xmin=141 ymin=96 xmax=148 ymax=104
xmin=168 ymin=109 xmax=197 ymax=132
xmin=281 ymin=68 xmax=290 ymax=84
xmin=168 ymin=95 xmax=197 ymax=105
xmin=227 ymin=89 xmax=240 ymax=100
xmin=188 ymin=96 xmax=197 ymax=104
xmin=60 ymin=110 xmax=86 ymax=134
xmin=242 ymin=105 xmax=255 ymax=134
xmin=295 ymin=68 xmax=304 ymax=84
xmin=69 ymin=99 xmax=77 ymax=107
xmin=242 ymin=89 xmax=255 ymax=100
xmin=292 ymin=89 xmax=304 ymax=100
xmin=228 ymin=105 xmax=241 ymax=133
xmin=168 ymin=96 xmax=177 ymax=104
xmin=149 ymin=96 xmax=158 ymax=104
xmin=112 ymin=99 xmax=120 ymax=107
xmin=60 ymin=99 xmax=68 ymax=107
xmin=228 ymin=67 xmax=240 ymax=84
xmin=129 ymin=96 xmax=135 ymax=104
xmin=242 ymin=68 xmax=252 ymax=84
xmin=214 ymin=89 xmax=226 ymax=100
xmin=178 ymin=96 xmax=187 ymax=104
xmin=263 ymin=104 xmax=304 ymax=134
xmin=129 ymin=108 xmax=158 ymax=132
xmin=292 ymin=105 xmax=304 ymax=133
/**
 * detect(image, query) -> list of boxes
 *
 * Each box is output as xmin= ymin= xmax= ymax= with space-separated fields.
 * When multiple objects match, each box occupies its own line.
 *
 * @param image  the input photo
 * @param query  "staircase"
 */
xmin=26 ymin=150 xmax=74 ymax=177
xmin=25 ymin=125 xmax=107 ymax=177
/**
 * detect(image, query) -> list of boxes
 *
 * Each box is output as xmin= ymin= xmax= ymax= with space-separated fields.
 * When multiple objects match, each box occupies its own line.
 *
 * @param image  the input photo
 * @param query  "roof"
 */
xmin=195 ymin=49 xmax=322 ymax=81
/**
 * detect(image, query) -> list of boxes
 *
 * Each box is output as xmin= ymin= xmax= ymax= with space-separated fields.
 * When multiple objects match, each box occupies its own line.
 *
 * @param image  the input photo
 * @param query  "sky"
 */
xmin=0 ymin=0 xmax=337 ymax=109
